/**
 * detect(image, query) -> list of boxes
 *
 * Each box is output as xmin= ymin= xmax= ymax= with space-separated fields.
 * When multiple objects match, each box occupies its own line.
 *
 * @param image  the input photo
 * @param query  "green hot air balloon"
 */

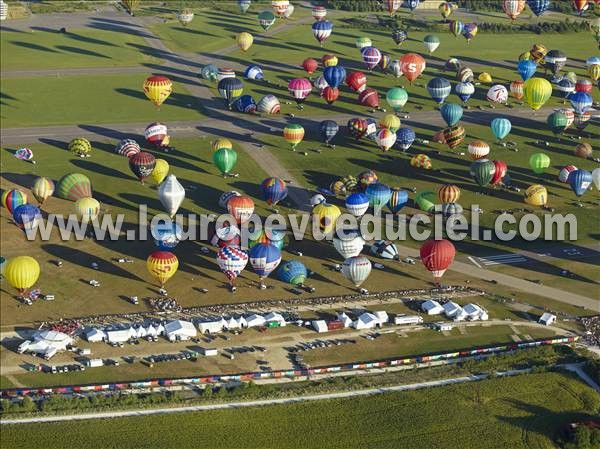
xmin=415 ymin=190 xmax=436 ymax=213
xmin=258 ymin=10 xmax=276 ymax=31
xmin=529 ymin=153 xmax=551 ymax=175
xmin=386 ymin=88 xmax=408 ymax=113
xmin=213 ymin=148 xmax=238 ymax=175
xmin=56 ymin=173 xmax=92 ymax=201
xmin=546 ymin=111 xmax=568 ymax=136
xmin=469 ymin=160 xmax=495 ymax=187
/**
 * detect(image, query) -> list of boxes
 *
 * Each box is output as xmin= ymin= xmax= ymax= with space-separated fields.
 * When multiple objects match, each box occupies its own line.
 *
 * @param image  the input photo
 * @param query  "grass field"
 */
xmin=2 ymin=372 xmax=598 ymax=449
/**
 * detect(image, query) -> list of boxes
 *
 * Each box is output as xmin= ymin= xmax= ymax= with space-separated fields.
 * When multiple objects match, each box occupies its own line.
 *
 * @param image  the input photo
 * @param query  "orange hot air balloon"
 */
xmin=400 ymin=53 xmax=426 ymax=83
xmin=143 ymin=75 xmax=173 ymax=107
xmin=510 ymin=80 xmax=524 ymax=100
xmin=227 ymin=195 xmax=255 ymax=224
xmin=438 ymin=184 xmax=461 ymax=204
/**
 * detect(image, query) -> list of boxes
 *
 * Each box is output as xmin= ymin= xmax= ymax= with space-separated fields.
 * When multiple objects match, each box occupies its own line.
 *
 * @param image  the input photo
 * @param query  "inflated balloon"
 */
xmin=569 ymin=92 xmax=593 ymax=114
xmin=115 ymin=139 xmax=141 ymax=159
xmin=547 ymin=111 xmax=569 ymax=136
xmin=385 ymin=0 xmax=402 ymax=15
xmin=379 ymin=114 xmax=401 ymax=133
xmin=449 ymin=20 xmax=464 ymax=37
xmin=249 ymin=243 xmax=281 ymax=283
xmin=68 ymin=137 xmax=91 ymax=157
xmin=510 ymin=80 xmax=525 ymax=100
xmin=333 ymin=229 xmax=365 ymax=259
xmin=320 ymin=120 xmax=339 ymax=144
xmin=283 ymin=123 xmax=305 ymax=150
xmin=31 ymin=177 xmax=54 ymax=206
xmin=544 ymin=49 xmax=567 ymax=78
xmin=314 ymin=74 xmax=328 ymax=92
xmin=386 ymin=88 xmax=408 ymax=112
xmin=158 ymin=175 xmax=185 ymax=218
xmin=177 ymin=9 xmax=194 ymax=26
xmin=523 ymin=77 xmax=552 ymax=110
xmin=503 ymin=0 xmax=526 ymax=20
xmin=445 ymin=58 xmax=461 ymax=72
xmin=572 ymin=0 xmax=588 ymax=15
xmin=455 ymin=82 xmax=475 ymax=103
xmin=278 ymin=260 xmax=307 ymax=286
xmin=364 ymin=118 xmax=378 ymax=141
xmin=574 ymin=112 xmax=592 ymax=131
xmin=491 ymin=118 xmax=512 ymax=141
xmin=358 ymin=170 xmax=378 ymax=190
xmin=457 ymin=67 xmax=474 ymax=83
xmin=411 ymin=154 xmax=432 ymax=169
xmin=396 ymin=127 xmax=416 ymax=151
xmin=302 ymin=58 xmax=318 ymax=76
xmin=440 ymin=103 xmax=463 ymax=126
xmin=365 ymin=183 xmax=392 ymax=210
xmin=439 ymin=2 xmax=454 ymax=19
xmin=423 ymin=34 xmax=440 ymax=53
xmin=400 ymin=53 xmax=426 ymax=83
xmin=588 ymin=64 xmax=600 ymax=82
xmin=2 ymin=189 xmax=27 ymax=214
xmin=491 ymin=160 xmax=508 ymax=185
xmin=405 ymin=0 xmax=420 ymax=11
xmin=218 ymin=77 xmax=244 ymax=109
xmin=323 ymin=65 xmax=346 ymax=88
xmin=145 ymin=123 xmax=169 ymax=148
xmin=56 ymin=173 xmax=92 ymax=201
xmin=392 ymin=29 xmax=407 ymax=45
xmin=322 ymin=54 xmax=338 ymax=67
xmin=390 ymin=60 xmax=402 ymax=78
xmin=478 ymin=72 xmax=493 ymax=83
xmin=201 ymin=64 xmax=219 ymax=81
xmin=75 ymin=197 xmax=100 ymax=222
xmin=313 ymin=203 xmax=341 ymax=234
xmin=592 ymin=168 xmax=600 ymax=190
xmin=517 ymin=59 xmax=536 ymax=81
xmin=129 ymin=152 xmax=156 ymax=183
xmin=248 ymin=227 xmax=286 ymax=251
xmin=379 ymin=54 xmax=391 ymax=72
xmin=575 ymin=79 xmax=593 ymax=94
xmin=312 ymin=5 xmax=327 ymax=20
xmin=312 ymin=20 xmax=333 ymax=46
xmin=151 ymin=221 xmax=182 ymax=250
xmin=212 ymin=224 xmax=241 ymax=248
xmin=346 ymin=71 xmax=367 ymax=93
xmin=147 ymin=251 xmax=178 ymax=288
xmin=388 ymin=188 xmax=409 ymax=213
xmin=427 ymin=77 xmax=451 ymax=104
xmin=244 ymin=64 xmax=264 ymax=81
xmin=150 ymin=159 xmax=169 ymax=185
xmin=361 ymin=47 xmax=382 ymax=70
xmin=258 ymin=10 xmax=276 ymax=31
xmin=462 ymin=23 xmax=478 ymax=42
xmin=415 ymin=190 xmax=436 ymax=212
xmin=233 ymin=94 xmax=257 ymax=113
xmin=227 ymin=195 xmax=255 ymax=224
xmin=468 ymin=140 xmax=490 ymax=160
xmin=575 ymin=142 xmax=593 ymax=159
xmin=217 ymin=68 xmax=236 ymax=83
xmin=4 ymin=256 xmax=40 ymax=294
xmin=529 ymin=153 xmax=551 ymax=174
xmin=12 ymin=204 xmax=42 ymax=232
xmin=272 ymin=0 xmax=289 ymax=17
xmin=443 ymin=125 xmax=465 ymax=149
xmin=529 ymin=43 xmax=548 ymax=63
xmin=219 ymin=191 xmax=241 ymax=210
xmin=558 ymin=164 xmax=578 ymax=183
xmin=371 ymin=240 xmax=399 ymax=260
xmin=260 ymin=177 xmax=287 ymax=206
xmin=257 ymin=94 xmax=281 ymax=114
xmin=348 ymin=118 xmax=368 ymax=140
xmin=288 ymin=78 xmax=311 ymax=107
xmin=527 ymin=0 xmax=550 ymax=16
xmin=345 ymin=193 xmax=369 ymax=217
xmin=358 ymin=88 xmax=380 ymax=109
xmin=213 ymin=148 xmax=238 ymax=175
xmin=355 ymin=36 xmax=372 ymax=50
xmin=470 ymin=159 xmax=496 ymax=186
xmin=420 ymin=239 xmax=455 ymax=283
xmin=486 ymin=85 xmax=508 ymax=104
xmin=341 ymin=256 xmax=372 ymax=288
xmin=282 ymin=3 xmax=294 ymax=18
xmin=143 ymin=75 xmax=172 ymax=107
xmin=524 ymin=184 xmax=547 ymax=206
xmin=438 ymin=184 xmax=461 ymax=204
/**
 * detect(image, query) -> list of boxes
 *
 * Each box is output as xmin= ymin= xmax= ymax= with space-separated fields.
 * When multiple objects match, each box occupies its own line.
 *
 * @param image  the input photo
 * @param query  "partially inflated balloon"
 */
xmin=415 ymin=190 xmax=436 ymax=212
xmin=258 ymin=10 xmax=276 ymax=31
xmin=388 ymin=188 xmax=408 ymax=213
xmin=68 ymin=137 xmax=92 ymax=157
xmin=143 ymin=75 xmax=172 ymax=107
xmin=524 ymin=184 xmax=547 ymax=206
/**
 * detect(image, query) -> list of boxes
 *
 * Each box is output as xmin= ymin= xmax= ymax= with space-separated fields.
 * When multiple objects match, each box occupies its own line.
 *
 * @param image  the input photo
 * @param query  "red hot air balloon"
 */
xmin=420 ymin=239 xmax=455 ymax=284
xmin=227 ymin=195 xmax=255 ymax=224
xmin=358 ymin=88 xmax=379 ymax=109
xmin=400 ymin=53 xmax=426 ymax=83
xmin=346 ymin=71 xmax=367 ymax=93
xmin=322 ymin=86 xmax=339 ymax=105
xmin=491 ymin=160 xmax=508 ymax=185
xmin=348 ymin=118 xmax=368 ymax=140
xmin=302 ymin=58 xmax=318 ymax=76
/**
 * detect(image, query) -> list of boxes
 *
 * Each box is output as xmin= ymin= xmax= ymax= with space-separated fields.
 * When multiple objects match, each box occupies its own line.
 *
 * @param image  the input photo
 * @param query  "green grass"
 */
xmin=0 ymin=28 xmax=161 ymax=71
xmin=0 ymin=74 xmax=204 ymax=127
xmin=2 ymin=372 xmax=598 ymax=449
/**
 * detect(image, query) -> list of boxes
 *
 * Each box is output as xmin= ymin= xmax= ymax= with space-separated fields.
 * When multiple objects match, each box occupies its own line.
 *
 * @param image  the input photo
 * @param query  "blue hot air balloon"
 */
xmin=556 ymin=78 xmax=575 ymax=99
xmin=396 ymin=127 xmax=416 ymax=151
xmin=312 ymin=20 xmax=333 ymax=45
xmin=427 ymin=77 xmax=451 ymax=104
xmin=455 ymin=82 xmax=474 ymax=103
xmin=440 ymin=103 xmax=463 ymax=127
xmin=260 ymin=177 xmax=288 ymax=206
xmin=12 ymin=204 xmax=42 ymax=232
xmin=277 ymin=260 xmax=308 ymax=286
xmin=244 ymin=64 xmax=264 ymax=81
xmin=233 ymin=95 xmax=257 ymax=113
xmin=249 ymin=243 xmax=282 ymax=281
xmin=365 ymin=118 xmax=378 ymax=141
xmin=320 ymin=120 xmax=339 ymax=144
xmin=151 ymin=221 xmax=183 ymax=250
xmin=323 ymin=66 xmax=346 ymax=89
xmin=517 ymin=60 xmax=536 ymax=81
xmin=491 ymin=117 xmax=512 ymax=141
xmin=569 ymin=169 xmax=592 ymax=197
xmin=526 ymin=0 xmax=550 ymax=17
xmin=570 ymin=92 xmax=593 ymax=115
xmin=388 ymin=188 xmax=408 ymax=213
xmin=365 ymin=183 xmax=392 ymax=211
xmin=345 ymin=192 xmax=369 ymax=217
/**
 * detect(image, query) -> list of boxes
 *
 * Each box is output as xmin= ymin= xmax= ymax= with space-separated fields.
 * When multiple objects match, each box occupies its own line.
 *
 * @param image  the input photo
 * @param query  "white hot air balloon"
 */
xmin=592 ymin=168 xmax=600 ymax=190
xmin=341 ymin=256 xmax=372 ymax=288
xmin=333 ymin=229 xmax=366 ymax=259
xmin=370 ymin=240 xmax=399 ymax=260
xmin=158 ymin=175 xmax=185 ymax=218
xmin=283 ymin=3 xmax=294 ymax=17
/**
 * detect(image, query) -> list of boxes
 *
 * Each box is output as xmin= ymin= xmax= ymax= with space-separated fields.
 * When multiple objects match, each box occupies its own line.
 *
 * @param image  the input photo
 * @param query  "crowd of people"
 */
xmin=581 ymin=315 xmax=600 ymax=347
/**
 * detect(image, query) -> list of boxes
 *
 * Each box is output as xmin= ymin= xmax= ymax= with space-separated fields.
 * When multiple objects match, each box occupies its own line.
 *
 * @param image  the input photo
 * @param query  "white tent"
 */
xmin=312 ymin=320 xmax=328 ymax=333
xmin=353 ymin=313 xmax=379 ymax=330
xmin=145 ymin=324 xmax=158 ymax=337
xmin=236 ymin=316 xmax=248 ymax=328
xmin=245 ymin=314 xmax=266 ymax=328
xmin=463 ymin=303 xmax=488 ymax=321
xmin=226 ymin=317 xmax=239 ymax=329
xmin=165 ymin=320 xmax=197 ymax=340
xmin=264 ymin=312 xmax=286 ymax=327
xmin=373 ymin=311 xmax=389 ymax=326
xmin=106 ymin=327 xmax=136 ymax=343
xmin=443 ymin=301 xmax=462 ymax=318
xmin=421 ymin=300 xmax=444 ymax=315
xmin=394 ymin=315 xmax=423 ymax=325
xmin=155 ymin=323 xmax=165 ymax=336
xmin=539 ymin=313 xmax=556 ymax=326
xmin=85 ymin=328 xmax=106 ymax=343
xmin=135 ymin=325 xmax=147 ymax=339
xmin=198 ymin=319 xmax=226 ymax=334
xmin=21 ymin=330 xmax=73 ymax=359
xmin=337 ymin=312 xmax=353 ymax=328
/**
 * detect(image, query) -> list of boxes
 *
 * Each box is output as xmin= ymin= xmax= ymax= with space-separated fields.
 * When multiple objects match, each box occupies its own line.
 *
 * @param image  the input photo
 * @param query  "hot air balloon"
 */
xmin=320 ymin=120 xmax=339 ymax=145
xmin=212 ymin=224 xmax=241 ymax=248
xmin=378 ymin=54 xmax=391 ymax=72
xmin=312 ymin=5 xmax=327 ymax=20
xmin=396 ymin=127 xmax=416 ymax=152
xmin=237 ymin=32 xmax=253 ymax=52
xmin=177 ymin=9 xmax=194 ymax=26
xmin=529 ymin=153 xmax=551 ymax=174
xmin=527 ymin=0 xmax=550 ymax=16
xmin=322 ymin=86 xmax=339 ymax=105
xmin=322 ymin=54 xmax=338 ymax=67
xmin=438 ymin=184 xmax=461 ymax=204
xmin=143 ymin=75 xmax=172 ymax=108
xmin=392 ymin=29 xmax=407 ymax=46
xmin=569 ymin=92 xmax=593 ymax=114
xmin=457 ymin=67 xmax=474 ymax=83
xmin=529 ymin=43 xmax=548 ymax=63
xmin=503 ymin=0 xmax=526 ymax=19
xmin=122 ymin=0 xmax=140 ymax=15
xmin=462 ymin=23 xmax=478 ymax=42
xmin=406 ymin=0 xmax=420 ymax=11
xmin=486 ymin=85 xmax=508 ymax=104
xmin=365 ymin=183 xmax=392 ymax=211
xmin=227 ymin=195 xmax=255 ymax=224
xmin=517 ymin=59 xmax=536 ymax=81
xmin=302 ymin=58 xmax=318 ymax=76
xmin=361 ymin=47 xmax=382 ymax=71
xmin=68 ymin=137 xmax=91 ymax=157
xmin=379 ymin=114 xmax=401 ymax=133
xmin=558 ymin=164 xmax=578 ymax=183
xmin=572 ymin=0 xmax=588 ymax=16
xmin=151 ymin=221 xmax=182 ymax=250
xmin=592 ymin=168 xmax=600 ymax=190
xmin=283 ymin=123 xmax=305 ymax=151
xmin=249 ymin=243 xmax=281 ymax=285
xmin=313 ymin=203 xmax=341 ymax=234
xmin=288 ymin=78 xmax=311 ymax=107
xmin=278 ymin=260 xmax=307 ymax=286
xmin=427 ymin=77 xmax=451 ymax=104
xmin=114 ymin=139 xmax=140 ymax=158
xmin=385 ymin=0 xmax=402 ymax=15
xmin=158 ymin=174 xmax=185 ymax=218
xmin=218 ymin=77 xmax=244 ymax=109
xmin=147 ymin=251 xmax=178 ymax=288
xmin=386 ymin=87 xmax=408 ymax=112
xmin=575 ymin=142 xmax=593 ymax=159
xmin=358 ymin=88 xmax=380 ymax=109
xmin=523 ymin=77 xmax=552 ymax=110
xmin=244 ymin=64 xmax=264 ymax=81
xmin=312 ymin=20 xmax=333 ymax=46
xmin=547 ymin=111 xmax=569 ymax=136
xmin=348 ymin=118 xmax=368 ymax=140
xmin=358 ymin=170 xmax=378 ymax=190
xmin=440 ymin=103 xmax=463 ymax=127
xmin=129 ymin=152 xmax=156 ymax=183
xmin=449 ymin=20 xmax=464 ymax=37
xmin=217 ymin=68 xmax=236 ymax=83
xmin=144 ymin=123 xmax=169 ymax=148
xmin=439 ymin=2 xmax=454 ymax=19
xmin=470 ymin=159 xmax=496 ymax=186
xmin=345 ymin=193 xmax=370 ymax=217
xmin=491 ymin=160 xmax=508 ymax=185
xmin=258 ymin=10 xmax=276 ymax=31
xmin=12 ymin=204 xmax=42 ymax=232
xmin=4 ymin=256 xmax=40 ymax=294
xmin=333 ymin=229 xmax=365 ymax=259
xmin=355 ymin=36 xmax=372 ymax=50
xmin=420 ymin=239 xmax=455 ymax=283
xmin=371 ymin=240 xmax=399 ymax=260
xmin=510 ymin=80 xmax=525 ymax=100
xmin=570 ymin=170 xmax=592 ymax=196
xmin=346 ymin=71 xmax=367 ymax=93
xmin=423 ymin=34 xmax=440 ymax=53
xmin=415 ymin=190 xmax=436 ymax=212
xmin=574 ymin=112 xmax=592 ymax=131
xmin=575 ymin=79 xmax=593 ymax=94
xmin=342 ymin=256 xmax=372 ymax=288
xmin=491 ymin=118 xmax=512 ymax=141
xmin=411 ymin=154 xmax=432 ymax=169
xmin=31 ymin=177 xmax=54 ymax=206
xmin=257 ymin=94 xmax=281 ymax=114
xmin=201 ymin=64 xmax=219 ymax=81
xmin=455 ymin=82 xmax=475 ymax=103
xmin=56 ymin=173 xmax=92 ymax=201
xmin=401 ymin=53 xmax=426 ymax=83
xmin=364 ymin=118 xmax=378 ymax=141
xmin=468 ymin=140 xmax=491 ymax=160
xmin=260 ymin=177 xmax=288 ymax=207
xmin=151 ymin=159 xmax=169 ymax=185
xmin=588 ymin=63 xmax=600 ymax=82
xmin=2 ymin=189 xmax=27 ymax=214
xmin=387 ymin=188 xmax=409 ymax=213
xmin=219 ymin=191 xmax=241 ymax=210
xmin=544 ymin=49 xmax=567 ymax=79
xmin=75 ymin=197 xmax=100 ymax=222
xmin=272 ymin=0 xmax=289 ymax=17
xmin=233 ymin=94 xmax=258 ymax=113
xmin=524 ymin=184 xmax=547 ymax=206
xmin=443 ymin=125 xmax=465 ymax=149
xmin=375 ymin=129 xmax=396 ymax=152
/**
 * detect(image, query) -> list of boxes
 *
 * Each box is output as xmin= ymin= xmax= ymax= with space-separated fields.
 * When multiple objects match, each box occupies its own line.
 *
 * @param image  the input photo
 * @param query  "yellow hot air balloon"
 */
xmin=524 ymin=184 xmax=547 ymax=206
xmin=312 ymin=203 xmax=341 ymax=234
xmin=147 ymin=251 xmax=179 ymax=287
xmin=523 ymin=77 xmax=552 ymax=111
xmin=379 ymin=114 xmax=401 ymax=133
xmin=588 ymin=64 xmax=600 ymax=82
xmin=237 ymin=32 xmax=254 ymax=52
xmin=212 ymin=138 xmax=233 ymax=152
xmin=31 ymin=177 xmax=55 ymax=206
xmin=143 ymin=75 xmax=173 ymax=108
xmin=75 ymin=197 xmax=100 ymax=221
xmin=477 ymin=72 xmax=492 ymax=83
xmin=151 ymin=159 xmax=170 ymax=184
xmin=4 ymin=256 xmax=40 ymax=294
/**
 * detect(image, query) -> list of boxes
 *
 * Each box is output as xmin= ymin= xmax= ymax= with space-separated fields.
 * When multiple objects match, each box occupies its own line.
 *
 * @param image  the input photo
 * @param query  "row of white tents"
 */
xmin=421 ymin=300 xmax=489 ymax=322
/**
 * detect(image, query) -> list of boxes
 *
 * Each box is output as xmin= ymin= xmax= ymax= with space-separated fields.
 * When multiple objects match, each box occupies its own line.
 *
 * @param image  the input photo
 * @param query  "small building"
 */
xmin=264 ymin=312 xmax=286 ymax=327
xmin=373 ymin=311 xmax=389 ymax=326
xmin=394 ymin=315 xmax=423 ymax=325
xmin=106 ymin=327 xmax=136 ymax=344
xmin=85 ymin=328 xmax=106 ymax=343
xmin=226 ymin=317 xmax=240 ymax=330
xmin=433 ymin=322 xmax=453 ymax=332
xmin=463 ymin=303 xmax=489 ymax=321
xmin=164 ymin=320 xmax=197 ymax=341
xmin=198 ymin=318 xmax=226 ymax=334
xmin=421 ymin=300 xmax=444 ymax=315
xmin=337 ymin=312 xmax=353 ymax=328
xmin=202 ymin=348 xmax=218 ymax=356
xmin=442 ymin=301 xmax=462 ymax=318
xmin=312 ymin=320 xmax=328 ymax=333
xmin=353 ymin=313 xmax=379 ymax=330
xmin=539 ymin=313 xmax=556 ymax=326
xmin=245 ymin=314 xmax=266 ymax=328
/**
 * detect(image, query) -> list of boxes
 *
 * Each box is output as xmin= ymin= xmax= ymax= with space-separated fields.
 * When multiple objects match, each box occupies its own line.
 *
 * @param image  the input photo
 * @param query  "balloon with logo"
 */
xmin=569 ymin=169 xmax=592 ymax=197
xmin=313 ymin=203 xmax=341 ymax=234
xmin=491 ymin=118 xmax=512 ymax=142
xmin=361 ymin=47 xmax=382 ymax=70
xmin=486 ymin=85 xmax=508 ymax=104
xmin=524 ymin=184 xmax=547 ymax=206
xmin=283 ymin=123 xmax=305 ymax=151
xmin=427 ymin=77 xmax=451 ymax=104
xmin=12 ymin=204 xmax=42 ymax=232
xmin=249 ymin=243 xmax=281 ymax=285
xmin=320 ymin=120 xmax=339 ymax=145
xmin=144 ymin=122 xmax=169 ymax=148
xmin=420 ymin=239 xmax=455 ymax=283
xmin=312 ymin=20 xmax=333 ymax=46
xmin=423 ymin=34 xmax=440 ymax=53
xmin=2 ymin=189 xmax=28 ymax=214
xmin=400 ymin=53 xmax=426 ymax=83
xmin=258 ymin=10 xmax=276 ymax=31
xmin=575 ymin=79 xmax=593 ymax=94
xmin=396 ymin=127 xmax=416 ymax=151
xmin=152 ymin=221 xmax=182 ymax=250
xmin=227 ymin=195 xmax=255 ymax=224
xmin=342 ymin=256 xmax=372 ymax=288
xmin=523 ymin=77 xmax=552 ymax=110
xmin=143 ymin=75 xmax=172 ymax=108
xmin=386 ymin=88 xmax=408 ymax=112
xmin=392 ymin=29 xmax=407 ymax=46
xmin=346 ymin=71 xmax=367 ymax=93
xmin=440 ymin=103 xmax=463 ymax=127
xmin=358 ymin=88 xmax=379 ymax=109
xmin=4 ymin=256 xmax=40 ymax=294
xmin=455 ymin=82 xmax=475 ymax=103
xmin=129 ymin=152 xmax=156 ymax=183
xmin=158 ymin=175 xmax=185 ymax=218
xmin=462 ymin=23 xmax=478 ymax=42
xmin=345 ymin=192 xmax=369 ymax=217
xmin=470 ymin=159 xmax=496 ymax=186
xmin=333 ymin=229 xmax=366 ymax=259
xmin=558 ymin=164 xmax=578 ymax=183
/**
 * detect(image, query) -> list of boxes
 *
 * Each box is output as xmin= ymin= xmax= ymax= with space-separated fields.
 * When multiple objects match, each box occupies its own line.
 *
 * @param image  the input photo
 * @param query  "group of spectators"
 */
xmin=581 ymin=315 xmax=600 ymax=347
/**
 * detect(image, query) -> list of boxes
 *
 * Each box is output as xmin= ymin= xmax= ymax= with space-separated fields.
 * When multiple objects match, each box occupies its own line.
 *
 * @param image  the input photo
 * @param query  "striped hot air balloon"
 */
xmin=345 ymin=192 xmax=370 ymax=217
xmin=375 ymin=128 xmax=396 ymax=152
xmin=147 ymin=251 xmax=178 ymax=288
xmin=558 ymin=164 xmax=578 ymax=183
xmin=312 ymin=5 xmax=327 ymax=20
xmin=288 ymin=78 xmax=311 ymax=107
xmin=503 ymin=0 xmax=526 ymax=20
xmin=115 ymin=139 xmax=141 ymax=158
xmin=438 ymin=184 xmax=461 ymax=204
xmin=312 ymin=20 xmax=333 ymax=46
xmin=468 ymin=140 xmax=491 ymax=160
xmin=361 ymin=47 xmax=382 ymax=70
xmin=342 ymin=256 xmax=372 ymax=288
xmin=31 ymin=177 xmax=54 ymax=206
xmin=387 ymin=188 xmax=408 ymax=213
xmin=143 ymin=75 xmax=172 ymax=107
xmin=129 ymin=152 xmax=156 ymax=182
xmin=283 ymin=124 xmax=305 ymax=150
xmin=443 ymin=125 xmax=465 ymax=149
xmin=523 ymin=77 xmax=552 ymax=110
xmin=56 ymin=173 xmax=92 ymax=201
xmin=257 ymin=94 xmax=281 ymax=114
xmin=75 ymin=197 xmax=101 ymax=222
xmin=2 ymin=189 xmax=27 ymax=214
xmin=510 ymin=80 xmax=525 ymax=100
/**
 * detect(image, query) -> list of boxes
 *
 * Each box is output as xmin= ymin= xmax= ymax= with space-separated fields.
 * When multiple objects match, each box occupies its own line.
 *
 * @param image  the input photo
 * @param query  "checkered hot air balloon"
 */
xmin=217 ymin=246 xmax=249 ymax=288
